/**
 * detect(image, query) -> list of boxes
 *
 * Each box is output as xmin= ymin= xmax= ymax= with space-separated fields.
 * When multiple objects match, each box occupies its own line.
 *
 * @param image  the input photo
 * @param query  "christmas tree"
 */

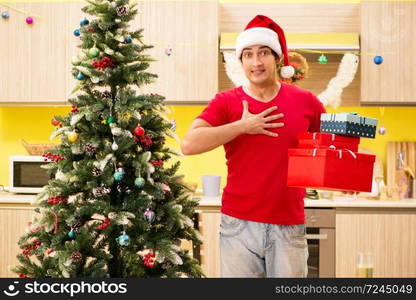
xmin=12 ymin=0 xmax=203 ymax=278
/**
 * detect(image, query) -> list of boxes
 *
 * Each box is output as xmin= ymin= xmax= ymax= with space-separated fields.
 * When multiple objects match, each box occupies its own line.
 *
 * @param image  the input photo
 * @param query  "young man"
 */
xmin=181 ymin=15 xmax=326 ymax=277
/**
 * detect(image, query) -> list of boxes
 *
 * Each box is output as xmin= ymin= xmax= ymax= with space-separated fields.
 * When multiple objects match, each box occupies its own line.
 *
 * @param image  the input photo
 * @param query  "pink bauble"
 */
xmin=26 ymin=17 xmax=33 ymax=24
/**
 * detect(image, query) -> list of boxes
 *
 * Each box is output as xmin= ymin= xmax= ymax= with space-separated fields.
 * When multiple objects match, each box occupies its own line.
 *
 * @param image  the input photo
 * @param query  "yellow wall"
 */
xmin=1 ymin=104 xmax=415 ymax=190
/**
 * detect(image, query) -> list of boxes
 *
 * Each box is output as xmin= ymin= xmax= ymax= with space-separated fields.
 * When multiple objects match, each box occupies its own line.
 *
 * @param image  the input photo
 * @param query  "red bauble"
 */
xmin=134 ymin=126 xmax=145 ymax=137
xmin=51 ymin=118 xmax=60 ymax=126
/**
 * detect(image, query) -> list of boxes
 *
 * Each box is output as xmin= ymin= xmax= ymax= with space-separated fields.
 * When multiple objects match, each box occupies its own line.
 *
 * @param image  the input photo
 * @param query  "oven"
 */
xmin=305 ymin=208 xmax=336 ymax=278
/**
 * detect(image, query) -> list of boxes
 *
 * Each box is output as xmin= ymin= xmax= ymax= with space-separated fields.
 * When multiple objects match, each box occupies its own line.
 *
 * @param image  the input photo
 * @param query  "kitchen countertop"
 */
xmin=1 ymin=191 xmax=416 ymax=208
xmin=195 ymin=194 xmax=416 ymax=208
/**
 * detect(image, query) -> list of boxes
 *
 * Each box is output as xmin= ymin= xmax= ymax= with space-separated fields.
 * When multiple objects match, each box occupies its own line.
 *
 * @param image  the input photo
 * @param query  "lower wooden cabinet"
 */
xmin=0 ymin=204 xmax=36 ymax=277
xmin=336 ymin=208 xmax=416 ymax=277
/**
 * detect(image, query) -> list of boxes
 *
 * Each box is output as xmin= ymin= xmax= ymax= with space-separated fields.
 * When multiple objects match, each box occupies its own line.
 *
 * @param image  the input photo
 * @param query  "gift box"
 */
xmin=320 ymin=113 xmax=378 ymax=138
xmin=297 ymin=132 xmax=360 ymax=152
xmin=287 ymin=148 xmax=376 ymax=192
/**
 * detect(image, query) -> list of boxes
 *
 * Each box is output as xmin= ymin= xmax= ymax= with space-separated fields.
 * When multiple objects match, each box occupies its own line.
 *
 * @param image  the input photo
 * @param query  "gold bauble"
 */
xmin=68 ymin=132 xmax=79 ymax=143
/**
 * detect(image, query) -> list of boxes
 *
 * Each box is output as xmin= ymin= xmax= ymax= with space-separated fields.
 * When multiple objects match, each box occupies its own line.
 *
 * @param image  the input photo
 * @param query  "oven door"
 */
xmin=305 ymin=208 xmax=336 ymax=278
xmin=306 ymin=227 xmax=335 ymax=278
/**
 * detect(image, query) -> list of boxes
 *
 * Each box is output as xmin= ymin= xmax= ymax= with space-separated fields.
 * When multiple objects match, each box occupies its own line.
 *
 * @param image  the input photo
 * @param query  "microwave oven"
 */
xmin=9 ymin=155 xmax=54 ymax=194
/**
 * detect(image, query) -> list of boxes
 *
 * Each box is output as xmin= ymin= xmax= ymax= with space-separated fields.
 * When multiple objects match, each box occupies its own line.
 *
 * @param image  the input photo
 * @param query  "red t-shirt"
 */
xmin=197 ymin=83 xmax=326 ymax=225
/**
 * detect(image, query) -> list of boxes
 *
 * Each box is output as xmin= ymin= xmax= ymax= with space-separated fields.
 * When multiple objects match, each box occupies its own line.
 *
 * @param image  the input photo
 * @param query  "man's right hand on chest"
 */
xmin=240 ymin=100 xmax=284 ymax=137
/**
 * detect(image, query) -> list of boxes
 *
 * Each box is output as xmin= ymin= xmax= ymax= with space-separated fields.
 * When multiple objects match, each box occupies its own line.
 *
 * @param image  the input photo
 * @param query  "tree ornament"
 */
xmin=80 ymin=17 xmax=89 ymax=26
xmin=171 ymin=119 xmax=176 ymax=132
xmin=47 ymin=195 xmax=68 ymax=205
xmin=140 ymin=134 xmax=152 ymax=147
xmin=71 ymin=251 xmax=82 ymax=263
xmin=93 ymin=186 xmax=111 ymax=197
xmin=26 ymin=17 xmax=33 ymax=25
xmin=318 ymin=54 xmax=328 ymax=64
xmin=111 ymin=141 xmax=119 ymax=151
xmin=144 ymin=208 xmax=155 ymax=223
xmin=124 ymin=36 xmax=132 ymax=43
xmin=102 ymin=91 xmax=112 ymax=99
xmin=84 ymin=143 xmax=97 ymax=155
xmin=92 ymin=57 xmax=114 ymax=71
xmin=116 ymin=232 xmax=130 ymax=247
xmin=68 ymin=131 xmax=79 ymax=143
xmin=106 ymin=116 xmax=115 ymax=124
xmin=113 ymin=168 xmax=125 ymax=182
xmin=87 ymin=47 xmax=100 ymax=58
xmin=134 ymin=125 xmax=145 ymax=137
xmin=378 ymin=126 xmax=386 ymax=135
xmin=373 ymin=55 xmax=383 ymax=65
xmin=68 ymin=230 xmax=76 ymax=239
xmin=71 ymin=220 xmax=82 ymax=233
xmin=71 ymin=106 xmax=78 ymax=113
xmin=42 ymin=152 xmax=64 ymax=162
xmin=76 ymin=73 xmax=85 ymax=80
xmin=165 ymin=46 xmax=173 ymax=56
xmin=144 ymin=252 xmax=156 ymax=268
xmin=2 ymin=11 xmax=10 ymax=19
xmin=116 ymin=6 xmax=128 ymax=17
xmin=51 ymin=118 xmax=61 ymax=127
xmin=92 ymin=167 xmax=102 ymax=177
xmin=73 ymin=29 xmax=81 ymax=36
xmin=97 ymin=217 xmax=111 ymax=230
xmin=161 ymin=183 xmax=171 ymax=194
xmin=134 ymin=177 xmax=145 ymax=188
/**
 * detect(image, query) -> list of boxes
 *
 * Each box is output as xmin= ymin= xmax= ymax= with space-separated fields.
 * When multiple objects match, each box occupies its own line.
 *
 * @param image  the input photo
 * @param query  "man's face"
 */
xmin=240 ymin=45 xmax=279 ymax=85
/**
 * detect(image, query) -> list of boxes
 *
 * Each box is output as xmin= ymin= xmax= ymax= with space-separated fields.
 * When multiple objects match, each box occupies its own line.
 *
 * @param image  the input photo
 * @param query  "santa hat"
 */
xmin=235 ymin=15 xmax=295 ymax=79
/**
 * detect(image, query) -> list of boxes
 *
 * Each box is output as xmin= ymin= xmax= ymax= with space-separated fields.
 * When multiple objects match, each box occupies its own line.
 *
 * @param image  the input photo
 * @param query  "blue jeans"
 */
xmin=220 ymin=213 xmax=308 ymax=277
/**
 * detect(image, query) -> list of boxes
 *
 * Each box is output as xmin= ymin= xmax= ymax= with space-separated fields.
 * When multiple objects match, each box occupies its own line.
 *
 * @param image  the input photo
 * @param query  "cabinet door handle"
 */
xmin=305 ymin=234 xmax=328 ymax=240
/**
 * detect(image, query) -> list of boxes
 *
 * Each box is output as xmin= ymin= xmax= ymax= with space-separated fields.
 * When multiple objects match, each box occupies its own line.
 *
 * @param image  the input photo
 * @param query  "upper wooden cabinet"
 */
xmin=0 ymin=1 xmax=218 ymax=105
xmin=361 ymin=1 xmax=416 ymax=105
xmin=137 ymin=1 xmax=218 ymax=104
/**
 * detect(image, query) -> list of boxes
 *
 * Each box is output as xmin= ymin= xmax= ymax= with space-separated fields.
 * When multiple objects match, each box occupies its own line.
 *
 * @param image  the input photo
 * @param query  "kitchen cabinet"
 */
xmin=136 ymin=1 xmax=218 ymax=104
xmin=0 ymin=204 xmax=36 ymax=277
xmin=360 ymin=1 xmax=416 ymax=105
xmin=197 ymin=207 xmax=221 ymax=278
xmin=336 ymin=208 xmax=416 ymax=277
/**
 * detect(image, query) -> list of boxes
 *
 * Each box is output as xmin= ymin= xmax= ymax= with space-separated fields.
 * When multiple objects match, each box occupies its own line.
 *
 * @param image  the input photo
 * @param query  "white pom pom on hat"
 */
xmin=236 ymin=15 xmax=295 ymax=79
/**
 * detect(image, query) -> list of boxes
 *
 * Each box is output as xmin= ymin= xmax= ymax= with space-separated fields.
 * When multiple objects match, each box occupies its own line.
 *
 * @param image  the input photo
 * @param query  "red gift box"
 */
xmin=297 ymin=132 xmax=360 ymax=152
xmin=287 ymin=147 xmax=375 ymax=192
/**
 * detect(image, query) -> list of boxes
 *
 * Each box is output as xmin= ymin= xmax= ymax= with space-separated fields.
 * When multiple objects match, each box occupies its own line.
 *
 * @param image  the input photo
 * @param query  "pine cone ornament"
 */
xmin=102 ymin=91 xmax=112 ymax=99
xmin=92 ymin=167 xmax=102 ymax=177
xmin=71 ymin=251 xmax=82 ymax=263
xmin=116 ymin=6 xmax=127 ymax=17
xmin=93 ymin=186 xmax=110 ymax=197
xmin=84 ymin=143 xmax=96 ymax=155
xmin=71 ymin=220 xmax=82 ymax=233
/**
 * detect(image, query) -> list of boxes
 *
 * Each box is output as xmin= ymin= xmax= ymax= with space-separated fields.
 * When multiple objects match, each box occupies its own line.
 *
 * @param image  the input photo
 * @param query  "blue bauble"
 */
xmin=124 ymin=37 xmax=132 ymax=43
xmin=113 ymin=172 xmax=124 ymax=181
xmin=113 ymin=168 xmax=125 ymax=182
xmin=2 ymin=11 xmax=9 ymax=19
xmin=116 ymin=233 xmax=130 ymax=247
xmin=76 ymin=73 xmax=85 ymax=80
xmin=373 ymin=56 xmax=383 ymax=65
xmin=68 ymin=231 xmax=76 ymax=239
xmin=134 ymin=177 xmax=145 ymax=188
xmin=80 ymin=17 xmax=89 ymax=26
xmin=73 ymin=29 xmax=81 ymax=37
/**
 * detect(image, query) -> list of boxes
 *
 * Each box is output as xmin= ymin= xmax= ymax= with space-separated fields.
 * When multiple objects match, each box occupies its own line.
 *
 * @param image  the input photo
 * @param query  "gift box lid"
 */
xmin=288 ymin=147 xmax=376 ymax=162
xmin=297 ymin=132 xmax=360 ymax=144
xmin=320 ymin=112 xmax=378 ymax=127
